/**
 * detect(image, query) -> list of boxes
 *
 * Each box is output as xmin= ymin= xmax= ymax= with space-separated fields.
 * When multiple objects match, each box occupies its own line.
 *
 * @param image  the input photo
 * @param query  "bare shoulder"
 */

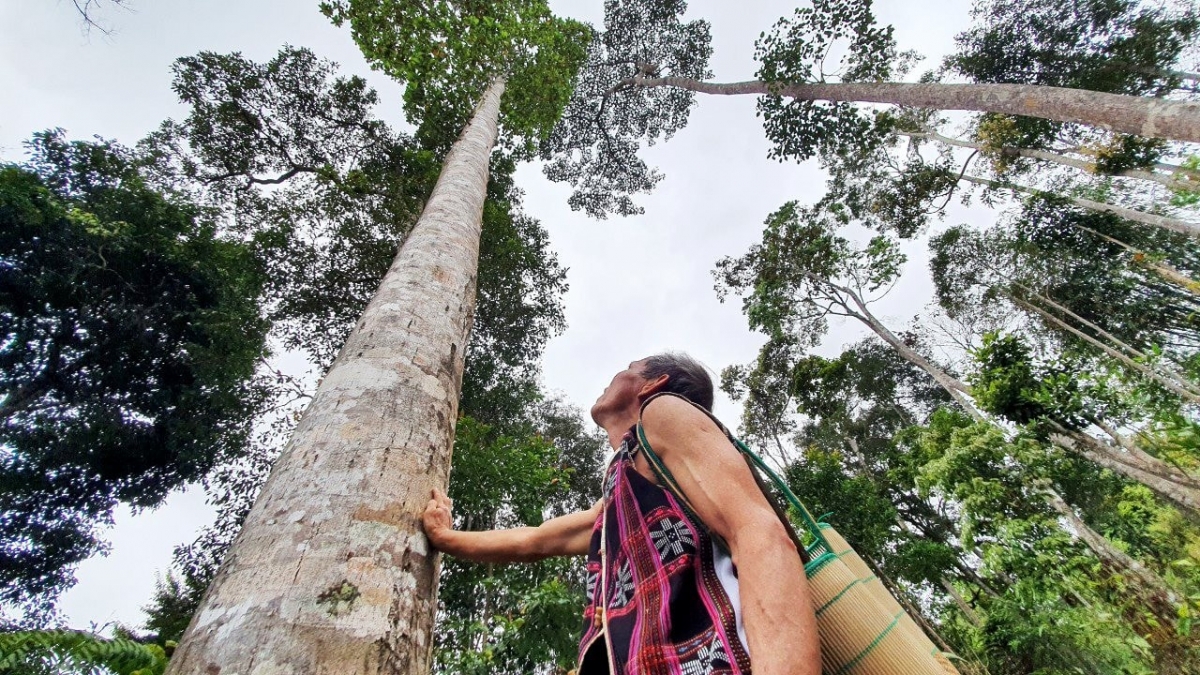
xmin=640 ymin=395 xmax=725 ymax=452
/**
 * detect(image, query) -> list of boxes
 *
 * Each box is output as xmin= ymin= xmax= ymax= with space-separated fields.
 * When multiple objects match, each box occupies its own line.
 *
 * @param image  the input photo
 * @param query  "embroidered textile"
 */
xmin=576 ymin=433 xmax=750 ymax=674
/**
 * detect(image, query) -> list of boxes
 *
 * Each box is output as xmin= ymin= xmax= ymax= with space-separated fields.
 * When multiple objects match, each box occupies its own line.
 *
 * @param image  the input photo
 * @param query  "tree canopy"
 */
xmin=0 ymin=132 xmax=268 ymax=618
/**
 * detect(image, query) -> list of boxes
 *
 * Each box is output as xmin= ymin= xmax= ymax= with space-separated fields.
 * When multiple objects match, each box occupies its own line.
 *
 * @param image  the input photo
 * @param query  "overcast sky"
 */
xmin=0 ymin=0 xmax=979 ymax=630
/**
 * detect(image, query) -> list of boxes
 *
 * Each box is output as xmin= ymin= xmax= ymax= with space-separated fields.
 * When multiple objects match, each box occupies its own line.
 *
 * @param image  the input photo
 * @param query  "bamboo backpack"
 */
xmin=636 ymin=393 xmax=960 ymax=675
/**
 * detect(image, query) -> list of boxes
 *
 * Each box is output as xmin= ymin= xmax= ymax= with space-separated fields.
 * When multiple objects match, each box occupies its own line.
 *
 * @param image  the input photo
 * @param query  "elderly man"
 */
xmin=422 ymin=353 xmax=821 ymax=674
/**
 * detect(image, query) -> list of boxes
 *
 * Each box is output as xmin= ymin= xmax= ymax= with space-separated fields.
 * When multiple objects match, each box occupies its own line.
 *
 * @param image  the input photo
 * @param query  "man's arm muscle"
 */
xmin=641 ymin=396 xmax=822 ymax=675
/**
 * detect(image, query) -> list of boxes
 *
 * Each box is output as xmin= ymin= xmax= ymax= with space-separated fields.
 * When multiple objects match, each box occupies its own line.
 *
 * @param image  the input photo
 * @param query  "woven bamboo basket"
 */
xmin=808 ymin=525 xmax=960 ymax=675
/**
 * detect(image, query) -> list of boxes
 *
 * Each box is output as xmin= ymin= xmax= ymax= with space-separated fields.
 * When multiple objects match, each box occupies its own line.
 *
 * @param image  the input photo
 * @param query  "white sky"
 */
xmin=0 ymin=0 xmax=979 ymax=630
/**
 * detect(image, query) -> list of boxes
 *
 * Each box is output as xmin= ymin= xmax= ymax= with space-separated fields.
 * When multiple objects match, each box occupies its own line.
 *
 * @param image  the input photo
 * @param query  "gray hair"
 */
xmin=641 ymin=352 xmax=714 ymax=411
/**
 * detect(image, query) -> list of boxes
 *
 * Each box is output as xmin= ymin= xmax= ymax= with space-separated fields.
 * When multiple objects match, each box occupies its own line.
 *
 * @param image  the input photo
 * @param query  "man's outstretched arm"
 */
xmin=422 ymin=487 xmax=600 ymax=563
xmin=641 ymin=396 xmax=822 ymax=675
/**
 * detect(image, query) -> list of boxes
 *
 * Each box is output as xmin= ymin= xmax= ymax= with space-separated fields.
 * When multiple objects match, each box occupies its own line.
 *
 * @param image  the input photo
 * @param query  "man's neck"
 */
xmin=598 ymin=408 xmax=640 ymax=451
xmin=604 ymin=425 xmax=627 ymax=451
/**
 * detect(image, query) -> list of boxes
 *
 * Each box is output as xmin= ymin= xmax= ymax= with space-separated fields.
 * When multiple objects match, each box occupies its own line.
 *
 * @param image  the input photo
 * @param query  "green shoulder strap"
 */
xmin=635 ymin=392 xmax=826 ymax=565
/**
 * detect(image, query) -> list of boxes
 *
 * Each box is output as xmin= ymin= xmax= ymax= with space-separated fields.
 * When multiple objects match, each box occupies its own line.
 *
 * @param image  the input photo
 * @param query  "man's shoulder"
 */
xmin=640 ymin=393 xmax=709 ymax=427
xmin=640 ymin=394 xmax=726 ymax=452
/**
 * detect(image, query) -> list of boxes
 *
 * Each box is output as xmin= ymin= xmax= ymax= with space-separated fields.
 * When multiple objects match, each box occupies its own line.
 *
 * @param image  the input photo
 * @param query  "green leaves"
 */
xmin=436 ymin=408 xmax=603 ymax=674
xmin=947 ymin=0 xmax=1199 ymax=96
xmin=0 ymin=630 xmax=168 ymax=675
xmin=755 ymin=0 xmax=897 ymax=162
xmin=715 ymin=199 xmax=904 ymax=342
xmin=756 ymin=0 xmax=896 ymax=86
xmin=0 ymin=132 xmax=268 ymax=615
xmin=540 ymin=0 xmax=714 ymax=217
xmin=969 ymin=332 xmax=1082 ymax=428
xmin=322 ymin=0 xmax=589 ymax=151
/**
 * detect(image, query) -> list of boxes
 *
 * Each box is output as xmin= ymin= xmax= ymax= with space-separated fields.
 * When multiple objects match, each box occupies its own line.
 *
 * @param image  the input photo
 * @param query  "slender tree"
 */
xmin=714 ymin=199 xmax=1196 ymax=585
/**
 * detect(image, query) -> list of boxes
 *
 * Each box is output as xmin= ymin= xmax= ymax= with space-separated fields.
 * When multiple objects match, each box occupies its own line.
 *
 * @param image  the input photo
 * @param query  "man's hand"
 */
xmin=422 ymin=487 xmax=455 ymax=549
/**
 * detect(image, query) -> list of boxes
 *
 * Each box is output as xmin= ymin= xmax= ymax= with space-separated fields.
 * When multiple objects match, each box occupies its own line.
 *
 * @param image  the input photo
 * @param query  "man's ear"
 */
xmin=638 ymin=374 xmax=670 ymax=400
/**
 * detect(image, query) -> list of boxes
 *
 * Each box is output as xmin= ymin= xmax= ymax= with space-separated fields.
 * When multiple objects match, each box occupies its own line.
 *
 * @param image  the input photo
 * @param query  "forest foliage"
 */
xmin=7 ymin=0 xmax=1200 ymax=672
xmin=708 ymin=0 xmax=1200 ymax=671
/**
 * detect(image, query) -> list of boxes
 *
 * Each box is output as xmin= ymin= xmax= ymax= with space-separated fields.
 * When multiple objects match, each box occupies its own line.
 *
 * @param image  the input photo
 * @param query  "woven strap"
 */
xmin=635 ymin=392 xmax=825 ymax=565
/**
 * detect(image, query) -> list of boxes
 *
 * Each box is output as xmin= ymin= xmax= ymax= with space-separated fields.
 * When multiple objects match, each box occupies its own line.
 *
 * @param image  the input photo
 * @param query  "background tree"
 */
xmin=945 ymin=0 xmax=1199 ymax=139
xmin=0 ymin=132 xmax=268 ymax=623
xmin=434 ymin=399 xmax=603 ymax=674
xmin=705 ymin=0 xmax=1200 ymax=667
xmin=61 ymin=0 xmax=134 ymax=36
xmin=542 ymin=0 xmax=1200 ymax=227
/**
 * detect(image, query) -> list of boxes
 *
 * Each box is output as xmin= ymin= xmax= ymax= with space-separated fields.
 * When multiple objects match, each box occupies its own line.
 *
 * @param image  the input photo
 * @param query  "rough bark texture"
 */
xmin=961 ymin=174 xmax=1200 ymax=238
xmin=901 ymin=130 xmax=1196 ymax=193
xmin=165 ymin=78 xmax=506 ymax=675
xmin=627 ymin=76 xmax=1200 ymax=144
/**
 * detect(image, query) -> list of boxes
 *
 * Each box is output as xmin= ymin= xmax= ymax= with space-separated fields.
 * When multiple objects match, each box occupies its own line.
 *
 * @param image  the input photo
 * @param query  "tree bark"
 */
xmin=961 ymin=174 xmax=1200 ymax=239
xmin=1090 ymin=418 xmax=1183 ymax=479
xmin=626 ymin=76 xmax=1200 ymax=144
xmin=901 ymin=130 xmax=1197 ymax=193
xmin=166 ymin=77 xmax=506 ymax=675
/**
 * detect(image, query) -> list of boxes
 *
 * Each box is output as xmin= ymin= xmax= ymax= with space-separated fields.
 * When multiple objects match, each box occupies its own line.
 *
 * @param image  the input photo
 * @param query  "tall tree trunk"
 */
xmin=902 ymin=130 xmax=1200 ymax=292
xmin=826 ymin=279 xmax=984 ymax=420
xmin=1042 ymin=487 xmax=1181 ymax=623
xmin=1005 ymin=293 xmax=1200 ymax=403
xmin=1046 ymin=423 xmax=1200 ymax=513
xmin=1009 ymin=285 xmax=1200 ymax=395
xmin=1063 ymin=222 xmax=1200 ymax=294
xmin=166 ymin=77 xmax=507 ymax=675
xmin=961 ymin=174 xmax=1200 ymax=238
xmin=901 ymin=129 xmax=1197 ymax=193
xmin=625 ymin=76 xmax=1200 ymax=144
xmin=1089 ymin=418 xmax=1185 ymax=481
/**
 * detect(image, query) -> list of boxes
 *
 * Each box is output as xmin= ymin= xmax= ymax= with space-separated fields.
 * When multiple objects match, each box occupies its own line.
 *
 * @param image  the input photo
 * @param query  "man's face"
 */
xmin=590 ymin=358 xmax=652 ymax=424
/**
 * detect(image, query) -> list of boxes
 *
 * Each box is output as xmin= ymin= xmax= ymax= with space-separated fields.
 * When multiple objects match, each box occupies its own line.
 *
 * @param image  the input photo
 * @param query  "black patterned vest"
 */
xmin=575 ymin=432 xmax=751 ymax=674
